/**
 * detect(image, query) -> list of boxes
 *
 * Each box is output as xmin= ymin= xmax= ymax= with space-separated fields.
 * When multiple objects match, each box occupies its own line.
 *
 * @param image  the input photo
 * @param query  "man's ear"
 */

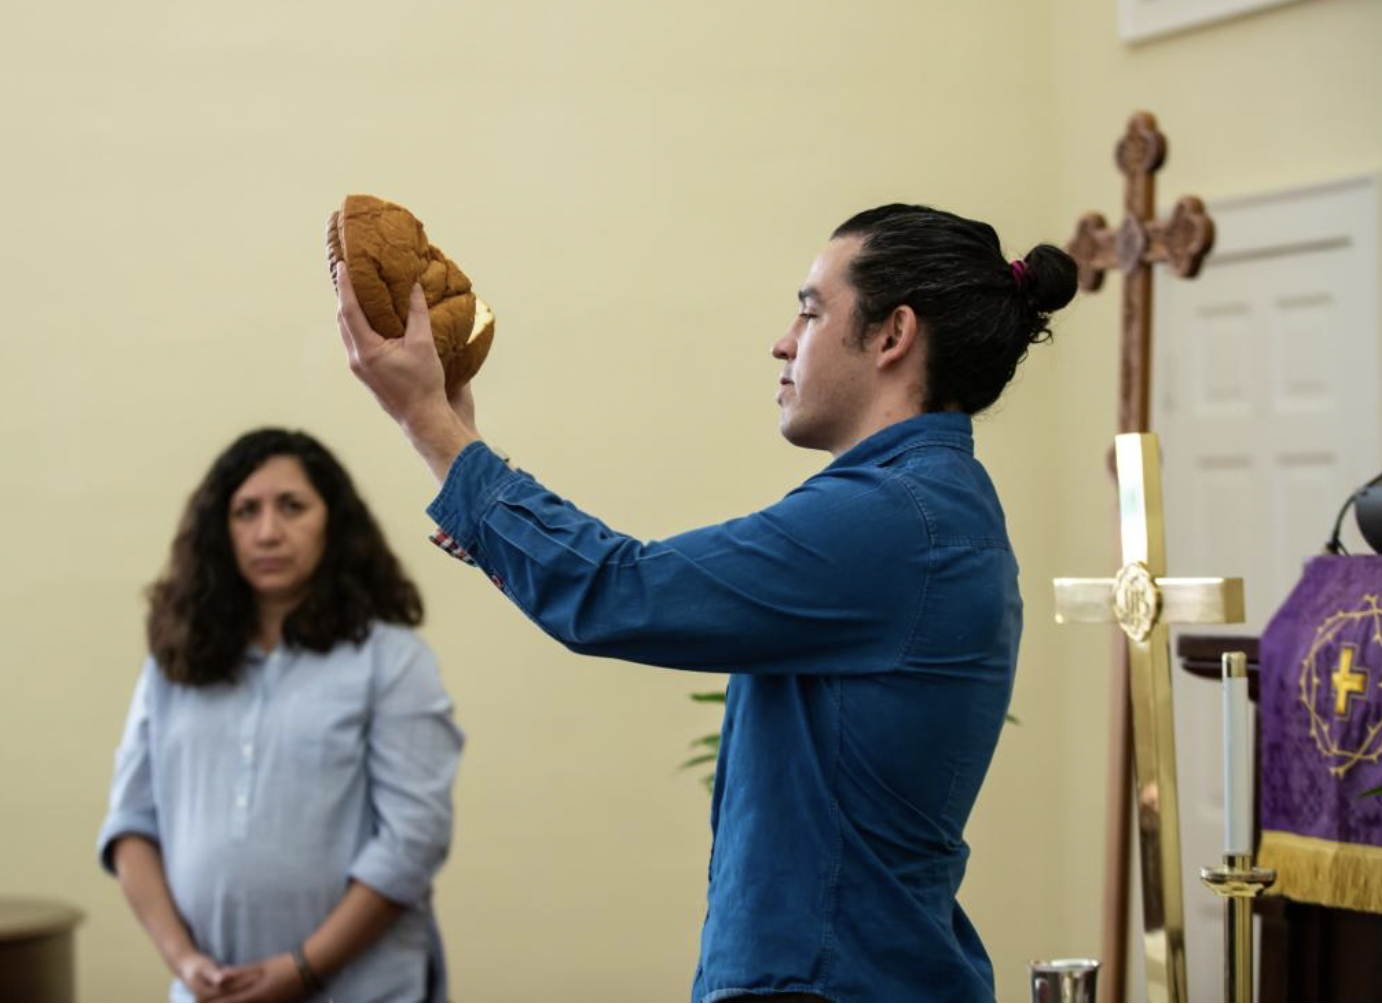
xmin=875 ymin=305 xmax=920 ymax=370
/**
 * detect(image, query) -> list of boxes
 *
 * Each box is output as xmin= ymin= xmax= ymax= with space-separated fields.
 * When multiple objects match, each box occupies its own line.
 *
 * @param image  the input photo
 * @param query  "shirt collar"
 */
xmin=826 ymin=411 xmax=974 ymax=471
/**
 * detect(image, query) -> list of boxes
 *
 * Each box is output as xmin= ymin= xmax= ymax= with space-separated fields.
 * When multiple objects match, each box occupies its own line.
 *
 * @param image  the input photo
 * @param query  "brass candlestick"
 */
xmin=1199 ymin=853 xmax=1275 ymax=1003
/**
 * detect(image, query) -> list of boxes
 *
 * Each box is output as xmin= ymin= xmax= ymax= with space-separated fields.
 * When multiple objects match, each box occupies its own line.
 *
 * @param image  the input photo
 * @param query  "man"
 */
xmin=336 ymin=204 xmax=1077 ymax=1001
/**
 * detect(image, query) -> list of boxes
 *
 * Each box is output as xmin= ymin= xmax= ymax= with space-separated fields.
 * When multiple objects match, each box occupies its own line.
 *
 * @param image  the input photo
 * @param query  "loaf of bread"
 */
xmin=327 ymin=194 xmax=494 ymax=393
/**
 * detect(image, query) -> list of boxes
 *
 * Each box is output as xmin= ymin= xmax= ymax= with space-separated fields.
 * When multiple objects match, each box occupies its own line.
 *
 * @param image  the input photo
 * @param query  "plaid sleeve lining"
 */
xmin=428 ymin=527 xmax=476 ymax=565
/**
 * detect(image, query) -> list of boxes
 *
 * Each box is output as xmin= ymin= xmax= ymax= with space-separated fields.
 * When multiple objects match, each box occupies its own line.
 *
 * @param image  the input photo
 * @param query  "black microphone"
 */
xmin=1324 ymin=472 xmax=1382 ymax=556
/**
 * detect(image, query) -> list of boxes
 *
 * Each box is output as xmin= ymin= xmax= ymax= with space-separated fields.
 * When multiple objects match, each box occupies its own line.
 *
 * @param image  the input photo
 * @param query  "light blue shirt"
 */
xmin=98 ymin=622 xmax=463 ymax=1003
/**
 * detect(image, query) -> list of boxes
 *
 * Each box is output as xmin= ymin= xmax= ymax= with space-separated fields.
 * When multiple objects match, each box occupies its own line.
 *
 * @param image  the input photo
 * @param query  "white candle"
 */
xmin=1223 ymin=652 xmax=1252 ymax=855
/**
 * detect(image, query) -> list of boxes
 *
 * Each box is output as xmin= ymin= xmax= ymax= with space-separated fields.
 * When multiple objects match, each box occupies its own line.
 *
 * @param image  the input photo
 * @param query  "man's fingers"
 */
xmin=337 ymin=310 xmax=355 ymax=358
xmin=335 ymin=263 xmax=385 ymax=357
xmin=337 ymin=307 xmax=371 ymax=371
xmin=403 ymin=283 xmax=436 ymax=352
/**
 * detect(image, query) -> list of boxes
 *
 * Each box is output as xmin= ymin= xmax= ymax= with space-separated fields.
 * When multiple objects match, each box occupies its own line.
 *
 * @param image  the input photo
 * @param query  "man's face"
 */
xmin=227 ymin=454 xmax=329 ymax=608
xmin=773 ymin=235 xmax=876 ymax=455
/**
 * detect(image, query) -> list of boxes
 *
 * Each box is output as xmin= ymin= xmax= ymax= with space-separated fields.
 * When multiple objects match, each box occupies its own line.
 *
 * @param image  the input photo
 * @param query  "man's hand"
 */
xmin=449 ymin=381 xmax=477 ymax=430
xmin=206 ymin=952 xmax=303 ymax=1003
xmin=336 ymin=264 xmax=480 ymax=482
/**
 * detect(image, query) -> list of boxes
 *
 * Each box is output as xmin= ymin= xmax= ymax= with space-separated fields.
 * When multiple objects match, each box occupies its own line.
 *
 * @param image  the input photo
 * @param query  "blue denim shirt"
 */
xmin=427 ymin=412 xmax=1019 ymax=1002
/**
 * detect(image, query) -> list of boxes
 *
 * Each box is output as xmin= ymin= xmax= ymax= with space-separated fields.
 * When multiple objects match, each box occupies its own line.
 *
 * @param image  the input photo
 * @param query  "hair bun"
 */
xmin=1020 ymin=244 xmax=1079 ymax=316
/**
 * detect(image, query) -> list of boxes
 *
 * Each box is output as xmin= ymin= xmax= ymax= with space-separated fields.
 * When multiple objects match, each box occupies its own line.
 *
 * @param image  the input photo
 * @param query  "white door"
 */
xmin=1150 ymin=174 xmax=1382 ymax=1001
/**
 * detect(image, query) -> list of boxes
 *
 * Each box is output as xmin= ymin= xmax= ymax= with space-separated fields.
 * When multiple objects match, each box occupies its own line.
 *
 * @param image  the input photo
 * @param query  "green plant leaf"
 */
xmin=1360 ymin=784 xmax=1382 ymax=798
xmin=684 ymin=691 xmax=726 ymax=789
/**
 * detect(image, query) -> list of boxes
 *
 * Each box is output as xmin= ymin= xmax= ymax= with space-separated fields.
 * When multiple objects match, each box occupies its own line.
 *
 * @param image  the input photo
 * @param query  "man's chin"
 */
xmin=779 ymin=417 xmax=829 ymax=453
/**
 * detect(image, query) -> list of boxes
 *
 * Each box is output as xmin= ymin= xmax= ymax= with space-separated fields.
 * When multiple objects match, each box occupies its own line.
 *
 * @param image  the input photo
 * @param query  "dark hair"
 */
xmin=833 ymin=203 xmax=1078 ymax=414
xmin=146 ymin=428 xmax=423 ymax=686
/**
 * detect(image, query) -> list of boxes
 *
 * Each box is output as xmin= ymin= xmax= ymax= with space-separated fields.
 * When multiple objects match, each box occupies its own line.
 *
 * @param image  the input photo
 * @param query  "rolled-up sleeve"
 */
xmin=349 ymin=636 xmax=463 ymax=906
xmin=425 ymin=443 xmax=929 ymax=676
xmin=97 ymin=660 xmax=161 ymax=874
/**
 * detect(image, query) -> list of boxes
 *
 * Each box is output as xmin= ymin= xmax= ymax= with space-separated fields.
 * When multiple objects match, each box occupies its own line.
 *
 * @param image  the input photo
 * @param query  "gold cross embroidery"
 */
xmin=1331 ymin=645 xmax=1368 ymax=717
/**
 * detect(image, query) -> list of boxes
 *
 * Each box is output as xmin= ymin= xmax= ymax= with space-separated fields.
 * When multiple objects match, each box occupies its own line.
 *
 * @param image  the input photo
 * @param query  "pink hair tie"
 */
xmin=1010 ymin=259 xmax=1028 ymax=286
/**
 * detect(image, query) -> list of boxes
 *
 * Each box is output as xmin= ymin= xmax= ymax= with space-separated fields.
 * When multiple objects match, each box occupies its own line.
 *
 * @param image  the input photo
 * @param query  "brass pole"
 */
xmin=1199 ymin=653 xmax=1275 ymax=1004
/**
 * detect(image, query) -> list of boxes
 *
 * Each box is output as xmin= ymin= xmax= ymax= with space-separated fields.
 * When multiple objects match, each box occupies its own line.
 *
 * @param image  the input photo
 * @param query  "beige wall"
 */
xmin=0 ymin=0 xmax=1377 ymax=1001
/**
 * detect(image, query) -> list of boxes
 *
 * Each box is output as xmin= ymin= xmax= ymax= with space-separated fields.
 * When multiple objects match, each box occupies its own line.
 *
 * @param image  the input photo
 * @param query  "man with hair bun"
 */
xmin=337 ymin=204 xmax=1077 ymax=1002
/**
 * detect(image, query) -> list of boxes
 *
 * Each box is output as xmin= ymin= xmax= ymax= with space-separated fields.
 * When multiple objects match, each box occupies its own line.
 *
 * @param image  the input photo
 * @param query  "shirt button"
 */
xmin=235 ymin=795 xmax=247 ymax=809
xmin=242 ymin=743 xmax=254 ymax=759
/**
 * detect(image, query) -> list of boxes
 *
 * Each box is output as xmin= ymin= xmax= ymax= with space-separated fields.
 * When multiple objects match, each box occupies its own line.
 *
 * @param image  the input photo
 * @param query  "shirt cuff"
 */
xmin=97 ymin=813 xmax=160 ymax=875
xmin=348 ymin=847 xmax=434 ymax=907
xmin=428 ymin=528 xmax=476 ymax=565
xmin=424 ymin=441 xmax=523 ymax=569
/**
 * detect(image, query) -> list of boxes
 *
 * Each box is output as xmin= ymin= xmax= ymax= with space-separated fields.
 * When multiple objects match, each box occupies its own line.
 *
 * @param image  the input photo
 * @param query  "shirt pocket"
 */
xmin=279 ymin=691 xmax=368 ymax=771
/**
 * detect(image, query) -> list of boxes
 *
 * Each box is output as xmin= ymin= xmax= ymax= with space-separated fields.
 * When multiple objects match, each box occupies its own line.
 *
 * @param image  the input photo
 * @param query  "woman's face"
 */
xmin=227 ymin=454 xmax=329 ymax=607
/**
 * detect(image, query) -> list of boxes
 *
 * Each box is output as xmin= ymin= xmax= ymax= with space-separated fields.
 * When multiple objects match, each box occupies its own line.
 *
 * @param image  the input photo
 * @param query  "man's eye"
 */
xmin=799 ymin=311 xmax=817 ymax=320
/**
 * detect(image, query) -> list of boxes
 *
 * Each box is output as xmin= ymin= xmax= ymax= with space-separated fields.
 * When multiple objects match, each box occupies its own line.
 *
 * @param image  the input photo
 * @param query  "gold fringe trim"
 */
xmin=1259 ymin=830 xmax=1382 ymax=913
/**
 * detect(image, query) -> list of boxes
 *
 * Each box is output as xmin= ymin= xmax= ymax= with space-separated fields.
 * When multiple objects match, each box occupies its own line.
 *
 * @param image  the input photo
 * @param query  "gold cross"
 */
xmin=1331 ymin=646 xmax=1368 ymax=717
xmin=1054 ymin=433 xmax=1245 ymax=1004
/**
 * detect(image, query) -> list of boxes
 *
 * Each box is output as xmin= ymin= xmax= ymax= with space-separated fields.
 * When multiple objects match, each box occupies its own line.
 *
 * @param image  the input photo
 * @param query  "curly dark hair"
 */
xmin=833 ymin=204 xmax=1078 ymax=414
xmin=146 ymin=428 xmax=423 ymax=686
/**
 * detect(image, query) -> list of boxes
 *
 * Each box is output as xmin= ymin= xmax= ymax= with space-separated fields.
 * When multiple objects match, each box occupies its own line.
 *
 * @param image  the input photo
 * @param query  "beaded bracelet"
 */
xmin=292 ymin=943 xmax=326 ymax=995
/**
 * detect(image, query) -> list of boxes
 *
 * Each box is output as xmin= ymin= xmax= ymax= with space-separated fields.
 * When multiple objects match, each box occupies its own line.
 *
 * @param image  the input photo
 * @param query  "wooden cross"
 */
xmin=1055 ymin=433 xmax=1245 ymax=1004
xmin=1064 ymin=111 xmax=1217 ymax=1002
xmin=1067 ymin=110 xmax=1216 ymax=436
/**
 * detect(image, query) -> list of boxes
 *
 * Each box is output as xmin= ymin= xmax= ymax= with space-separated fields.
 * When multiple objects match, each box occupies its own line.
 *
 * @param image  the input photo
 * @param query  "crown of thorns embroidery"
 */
xmin=1300 ymin=594 xmax=1382 ymax=777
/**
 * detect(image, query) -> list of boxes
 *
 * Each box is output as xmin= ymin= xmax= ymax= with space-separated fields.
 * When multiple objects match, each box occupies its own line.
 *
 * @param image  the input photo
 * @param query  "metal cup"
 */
xmin=1029 ymin=958 xmax=1101 ymax=1003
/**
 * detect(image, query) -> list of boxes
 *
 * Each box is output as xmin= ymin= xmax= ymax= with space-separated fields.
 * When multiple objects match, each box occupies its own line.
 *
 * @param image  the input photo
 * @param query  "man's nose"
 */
xmin=772 ymin=327 xmax=796 ymax=361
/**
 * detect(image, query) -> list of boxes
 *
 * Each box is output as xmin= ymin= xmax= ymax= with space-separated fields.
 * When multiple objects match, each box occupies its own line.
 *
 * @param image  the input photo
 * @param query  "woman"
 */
xmin=99 ymin=428 xmax=462 ymax=1002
